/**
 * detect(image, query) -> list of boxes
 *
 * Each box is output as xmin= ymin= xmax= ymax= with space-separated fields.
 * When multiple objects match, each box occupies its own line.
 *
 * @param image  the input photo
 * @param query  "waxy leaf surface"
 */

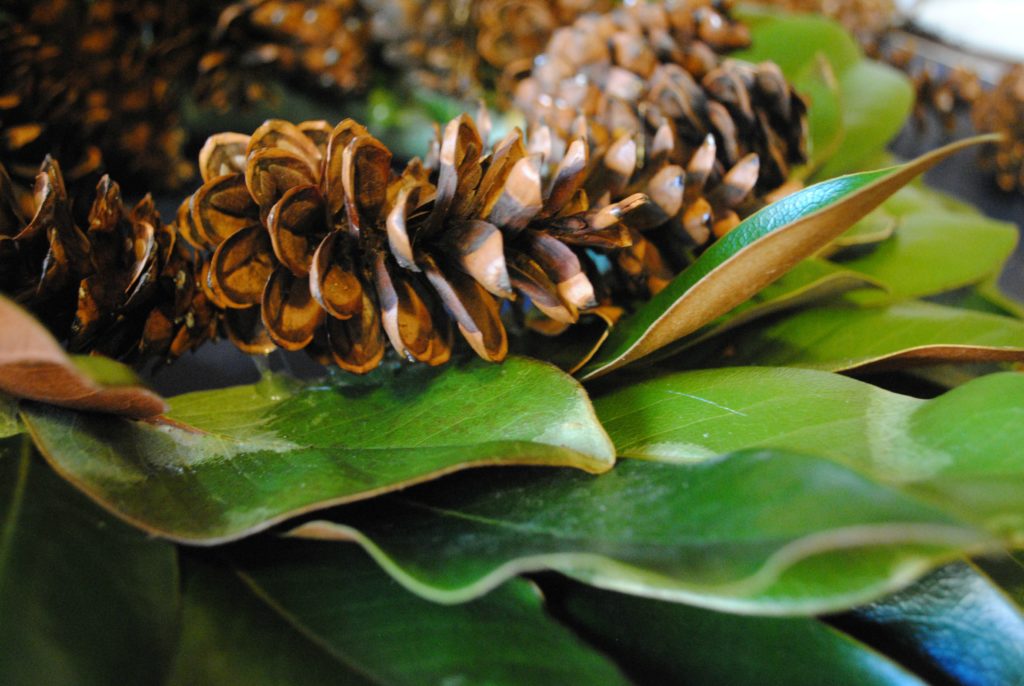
xmin=292 ymin=370 xmax=1024 ymax=614
xmin=20 ymin=358 xmax=614 ymax=544
xmin=230 ymin=542 xmax=631 ymax=685
xmin=698 ymin=301 xmax=1024 ymax=371
xmin=582 ymin=138 xmax=994 ymax=379
xmin=557 ymin=583 xmax=924 ymax=685
xmin=0 ymin=438 xmax=179 ymax=686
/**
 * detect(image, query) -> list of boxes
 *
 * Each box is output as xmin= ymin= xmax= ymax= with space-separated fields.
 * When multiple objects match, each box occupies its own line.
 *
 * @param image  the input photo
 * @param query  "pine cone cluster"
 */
xmin=512 ymin=1 xmax=807 ymax=295
xmin=0 ymin=159 xmax=215 ymax=362
xmin=175 ymin=115 xmax=660 ymax=371
xmin=0 ymin=0 xmax=206 ymax=191
xmin=196 ymin=0 xmax=371 ymax=111
xmin=973 ymin=65 xmax=1024 ymax=193
xmin=363 ymin=0 xmax=613 ymax=96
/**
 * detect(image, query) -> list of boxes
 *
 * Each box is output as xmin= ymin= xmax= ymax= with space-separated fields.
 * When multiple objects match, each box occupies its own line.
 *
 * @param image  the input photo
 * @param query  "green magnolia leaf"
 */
xmin=0 ymin=393 xmax=18 ymax=438
xmin=167 ymin=559 xmax=374 ymax=686
xmin=698 ymin=300 xmax=1024 ymax=372
xmin=837 ymin=211 xmax=1018 ymax=304
xmin=829 ymin=209 xmax=898 ymax=251
xmin=0 ymin=437 xmax=179 ymax=686
xmin=581 ymin=137 xmax=996 ymax=380
xmin=597 ymin=367 xmax=1024 ymax=530
xmin=832 ymin=560 xmax=1024 ymax=686
xmin=291 ymin=448 xmax=991 ymax=615
xmin=817 ymin=60 xmax=914 ymax=179
xmin=794 ymin=54 xmax=845 ymax=175
xmin=0 ymin=295 xmax=166 ymax=418
xmin=230 ymin=541 xmax=631 ymax=685
xmin=556 ymin=582 xmax=924 ymax=685
xmin=20 ymin=358 xmax=614 ymax=544
xmin=734 ymin=13 xmax=861 ymax=79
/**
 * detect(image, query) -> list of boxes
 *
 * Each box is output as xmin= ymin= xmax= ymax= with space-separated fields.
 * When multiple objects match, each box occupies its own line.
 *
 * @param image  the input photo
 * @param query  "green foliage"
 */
xmin=20 ymin=358 xmax=613 ymax=543
xmin=7 ymin=10 xmax=1024 ymax=685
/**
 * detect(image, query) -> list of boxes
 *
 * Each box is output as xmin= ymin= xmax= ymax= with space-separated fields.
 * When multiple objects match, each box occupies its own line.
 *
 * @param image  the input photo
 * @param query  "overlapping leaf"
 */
xmin=0 ymin=437 xmax=179 ymax=686
xmin=289 ymin=369 xmax=1024 ymax=614
xmin=581 ymin=138 xmax=995 ymax=380
xmin=20 ymin=358 xmax=614 ymax=544
xmin=0 ymin=295 xmax=166 ymax=418
xmin=693 ymin=301 xmax=1024 ymax=371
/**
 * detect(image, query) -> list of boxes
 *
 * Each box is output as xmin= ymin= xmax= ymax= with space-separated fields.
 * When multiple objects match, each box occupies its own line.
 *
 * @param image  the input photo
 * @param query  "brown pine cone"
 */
xmin=362 ymin=0 xmax=614 ymax=96
xmin=512 ymin=2 xmax=807 ymax=296
xmin=973 ymin=64 xmax=1024 ymax=194
xmin=177 ymin=116 xmax=651 ymax=372
xmin=0 ymin=158 xmax=216 ymax=362
xmin=0 ymin=0 xmax=207 ymax=191
xmin=196 ymin=0 xmax=371 ymax=111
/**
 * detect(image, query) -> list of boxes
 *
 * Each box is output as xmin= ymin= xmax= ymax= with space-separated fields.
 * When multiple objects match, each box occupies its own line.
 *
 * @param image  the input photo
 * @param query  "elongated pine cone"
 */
xmin=0 ymin=159 xmax=216 ymax=362
xmin=197 ymin=0 xmax=371 ymax=111
xmin=512 ymin=1 xmax=807 ymax=294
xmin=0 ymin=0 xmax=206 ymax=190
xmin=177 ymin=116 xmax=662 ymax=371
xmin=973 ymin=65 xmax=1024 ymax=194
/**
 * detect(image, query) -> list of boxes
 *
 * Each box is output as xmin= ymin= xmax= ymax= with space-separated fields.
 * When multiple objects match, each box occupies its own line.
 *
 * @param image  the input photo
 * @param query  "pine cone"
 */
xmin=0 ymin=158 xmax=216 ymax=362
xmin=362 ymin=0 xmax=613 ymax=96
xmin=177 ymin=116 xmax=651 ymax=371
xmin=973 ymin=65 xmax=1024 ymax=194
xmin=0 ymin=0 xmax=207 ymax=191
xmin=196 ymin=0 xmax=371 ymax=111
xmin=512 ymin=2 xmax=807 ymax=295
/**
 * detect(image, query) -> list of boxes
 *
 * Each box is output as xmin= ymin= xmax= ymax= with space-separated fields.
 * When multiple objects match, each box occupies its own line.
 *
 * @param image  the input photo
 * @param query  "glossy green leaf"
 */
xmin=829 ymin=209 xmax=898 ymax=251
xmin=649 ymin=259 xmax=885 ymax=363
xmin=699 ymin=300 xmax=1024 ymax=372
xmin=794 ymin=54 xmax=845 ymax=175
xmin=817 ymin=60 xmax=915 ymax=179
xmin=232 ymin=541 xmax=631 ymax=685
xmin=832 ymin=560 xmax=1024 ymax=686
xmin=291 ymin=448 xmax=991 ymax=615
xmin=837 ymin=211 xmax=1018 ymax=303
xmin=167 ymin=559 xmax=374 ymax=686
xmin=597 ymin=367 xmax=1024 ymax=530
xmin=555 ymin=583 xmax=924 ymax=686
xmin=0 ymin=437 xmax=179 ymax=686
xmin=20 ymin=358 xmax=614 ymax=544
xmin=734 ymin=13 xmax=861 ymax=79
xmin=581 ymin=137 xmax=995 ymax=380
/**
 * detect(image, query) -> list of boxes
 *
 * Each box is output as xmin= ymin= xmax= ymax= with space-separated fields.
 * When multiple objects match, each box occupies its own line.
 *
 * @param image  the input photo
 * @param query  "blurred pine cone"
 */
xmin=177 ymin=116 xmax=651 ymax=371
xmin=0 ymin=158 xmax=216 ymax=362
xmin=973 ymin=65 xmax=1024 ymax=194
xmin=196 ymin=0 xmax=371 ymax=111
xmin=512 ymin=1 xmax=807 ymax=296
xmin=362 ymin=0 xmax=613 ymax=96
xmin=0 ymin=0 xmax=207 ymax=192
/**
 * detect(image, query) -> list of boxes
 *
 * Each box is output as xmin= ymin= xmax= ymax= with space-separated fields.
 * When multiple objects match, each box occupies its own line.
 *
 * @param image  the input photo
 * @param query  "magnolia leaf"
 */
xmin=644 ymin=259 xmax=885 ymax=366
xmin=828 ymin=210 xmax=898 ymax=252
xmin=224 ymin=542 xmax=631 ymax=685
xmin=817 ymin=60 xmax=915 ymax=179
xmin=837 ymin=211 xmax=1018 ymax=304
xmin=20 ymin=358 xmax=614 ymax=544
xmin=734 ymin=13 xmax=861 ymax=79
xmin=290 ymin=448 xmax=992 ymax=615
xmin=0 ymin=437 xmax=179 ymax=686
xmin=596 ymin=367 xmax=1024 ymax=529
xmin=0 ymin=295 xmax=166 ymax=418
xmin=167 ymin=559 xmax=374 ymax=686
xmin=794 ymin=54 xmax=845 ymax=177
xmin=0 ymin=393 xmax=18 ymax=438
xmin=832 ymin=560 xmax=1024 ymax=686
xmin=556 ymin=583 xmax=925 ymax=686
xmin=698 ymin=301 xmax=1024 ymax=372
xmin=581 ymin=137 xmax=997 ymax=380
